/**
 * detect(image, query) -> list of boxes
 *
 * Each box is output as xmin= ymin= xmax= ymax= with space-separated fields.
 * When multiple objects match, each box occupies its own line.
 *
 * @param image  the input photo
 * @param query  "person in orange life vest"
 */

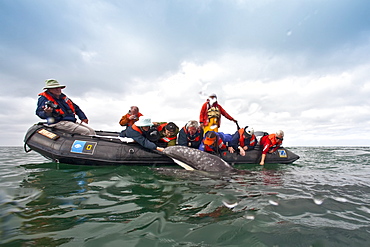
xmin=155 ymin=122 xmax=179 ymax=147
xmin=178 ymin=120 xmax=204 ymax=148
xmin=199 ymin=93 xmax=237 ymax=133
xmin=228 ymin=126 xmax=257 ymax=156
xmin=123 ymin=117 xmax=164 ymax=152
xmin=199 ymin=131 xmax=232 ymax=155
xmin=259 ymin=130 xmax=284 ymax=166
xmin=119 ymin=106 xmax=143 ymax=127
xmin=36 ymin=79 xmax=96 ymax=135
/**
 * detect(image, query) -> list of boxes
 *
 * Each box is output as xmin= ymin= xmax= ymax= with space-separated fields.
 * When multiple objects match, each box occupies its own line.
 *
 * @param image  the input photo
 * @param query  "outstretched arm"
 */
xmin=218 ymin=105 xmax=236 ymax=122
xmin=260 ymin=153 xmax=266 ymax=165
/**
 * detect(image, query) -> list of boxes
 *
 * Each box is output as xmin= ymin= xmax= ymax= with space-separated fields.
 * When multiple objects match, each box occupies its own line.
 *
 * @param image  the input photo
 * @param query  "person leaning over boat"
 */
xmin=178 ymin=120 xmax=203 ymax=148
xmin=123 ymin=117 xmax=164 ymax=152
xmin=152 ymin=122 xmax=179 ymax=147
xmin=36 ymin=79 xmax=96 ymax=135
xmin=228 ymin=126 xmax=257 ymax=156
xmin=259 ymin=130 xmax=284 ymax=166
xmin=199 ymin=131 xmax=232 ymax=155
xmin=119 ymin=106 xmax=143 ymax=127
xmin=199 ymin=93 xmax=237 ymax=133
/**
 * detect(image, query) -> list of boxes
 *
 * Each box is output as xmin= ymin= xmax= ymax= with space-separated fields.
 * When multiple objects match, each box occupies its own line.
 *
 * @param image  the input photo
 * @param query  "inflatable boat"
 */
xmin=24 ymin=123 xmax=300 ymax=166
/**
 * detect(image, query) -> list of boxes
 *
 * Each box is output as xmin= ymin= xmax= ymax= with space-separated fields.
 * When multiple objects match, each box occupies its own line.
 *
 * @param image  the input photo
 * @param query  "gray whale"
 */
xmin=163 ymin=146 xmax=237 ymax=172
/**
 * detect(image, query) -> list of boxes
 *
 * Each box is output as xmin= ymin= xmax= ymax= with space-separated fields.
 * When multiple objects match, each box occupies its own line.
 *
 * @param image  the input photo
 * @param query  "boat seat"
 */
xmin=118 ymin=137 xmax=135 ymax=143
xmin=92 ymin=135 xmax=135 ymax=143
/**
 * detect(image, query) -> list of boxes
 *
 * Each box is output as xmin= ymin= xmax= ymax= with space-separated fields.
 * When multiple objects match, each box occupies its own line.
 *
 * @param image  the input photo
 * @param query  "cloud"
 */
xmin=1 ymin=0 xmax=370 ymax=146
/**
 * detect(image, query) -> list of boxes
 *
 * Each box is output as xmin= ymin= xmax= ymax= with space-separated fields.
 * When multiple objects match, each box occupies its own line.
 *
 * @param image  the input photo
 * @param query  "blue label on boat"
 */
xmin=71 ymin=140 xmax=97 ymax=155
xmin=278 ymin=150 xmax=287 ymax=158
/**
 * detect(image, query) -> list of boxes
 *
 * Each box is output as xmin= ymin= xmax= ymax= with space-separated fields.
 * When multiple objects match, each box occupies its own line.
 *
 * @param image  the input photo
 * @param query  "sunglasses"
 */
xmin=276 ymin=137 xmax=283 ymax=141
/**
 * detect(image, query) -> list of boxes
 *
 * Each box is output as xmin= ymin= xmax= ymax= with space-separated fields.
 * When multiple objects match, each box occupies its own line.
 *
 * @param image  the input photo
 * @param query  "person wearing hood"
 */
xmin=199 ymin=93 xmax=237 ymax=134
xmin=36 ymin=79 xmax=96 ymax=135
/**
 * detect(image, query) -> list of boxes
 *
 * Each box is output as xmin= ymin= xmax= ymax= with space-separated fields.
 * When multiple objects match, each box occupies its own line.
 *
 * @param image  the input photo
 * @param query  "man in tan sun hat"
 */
xmin=36 ymin=79 xmax=96 ymax=135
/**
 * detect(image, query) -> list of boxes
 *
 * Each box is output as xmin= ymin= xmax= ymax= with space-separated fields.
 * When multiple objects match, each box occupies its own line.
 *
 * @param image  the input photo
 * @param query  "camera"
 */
xmin=45 ymin=100 xmax=59 ymax=109
xmin=147 ymin=127 xmax=160 ymax=142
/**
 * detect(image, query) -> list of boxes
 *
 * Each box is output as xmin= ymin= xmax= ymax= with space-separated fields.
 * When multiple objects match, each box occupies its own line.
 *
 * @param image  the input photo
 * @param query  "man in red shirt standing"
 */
xmin=199 ymin=93 xmax=237 ymax=134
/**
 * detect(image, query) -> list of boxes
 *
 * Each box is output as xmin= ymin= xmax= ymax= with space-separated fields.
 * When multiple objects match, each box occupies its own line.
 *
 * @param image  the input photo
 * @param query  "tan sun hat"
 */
xmin=43 ymin=79 xmax=66 ymax=89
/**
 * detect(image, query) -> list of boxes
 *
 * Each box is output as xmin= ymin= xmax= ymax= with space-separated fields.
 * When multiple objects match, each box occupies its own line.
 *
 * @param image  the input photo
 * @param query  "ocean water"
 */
xmin=1 ymin=146 xmax=370 ymax=247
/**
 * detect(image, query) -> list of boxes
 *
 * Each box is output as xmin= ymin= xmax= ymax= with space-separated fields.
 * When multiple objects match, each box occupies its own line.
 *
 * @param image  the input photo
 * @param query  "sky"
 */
xmin=1 ymin=0 xmax=370 ymax=146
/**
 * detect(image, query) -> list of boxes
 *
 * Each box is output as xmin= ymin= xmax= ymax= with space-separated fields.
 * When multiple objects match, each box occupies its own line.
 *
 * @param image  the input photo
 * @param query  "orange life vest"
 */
xmin=238 ymin=128 xmax=256 ymax=147
xmin=119 ymin=112 xmax=143 ymax=127
xmin=39 ymin=91 xmax=75 ymax=116
xmin=204 ymin=137 xmax=226 ymax=152
xmin=157 ymin=123 xmax=167 ymax=132
xmin=268 ymin=134 xmax=282 ymax=148
xmin=131 ymin=124 xmax=143 ymax=134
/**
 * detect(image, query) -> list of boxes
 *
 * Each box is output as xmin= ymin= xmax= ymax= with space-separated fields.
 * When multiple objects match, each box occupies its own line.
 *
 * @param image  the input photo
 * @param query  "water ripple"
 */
xmin=1 ymin=147 xmax=370 ymax=246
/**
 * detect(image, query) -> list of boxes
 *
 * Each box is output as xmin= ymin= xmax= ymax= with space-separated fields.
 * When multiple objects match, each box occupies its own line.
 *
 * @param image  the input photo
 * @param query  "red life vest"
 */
xmin=182 ymin=126 xmax=201 ymax=142
xmin=160 ymin=136 xmax=177 ymax=143
xmin=39 ymin=91 xmax=75 ymax=115
xmin=261 ymin=133 xmax=282 ymax=154
xmin=157 ymin=123 xmax=177 ymax=143
xmin=238 ymin=129 xmax=256 ymax=147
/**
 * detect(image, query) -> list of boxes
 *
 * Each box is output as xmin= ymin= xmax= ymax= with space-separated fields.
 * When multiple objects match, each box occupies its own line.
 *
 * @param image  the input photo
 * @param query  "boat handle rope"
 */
xmin=23 ymin=130 xmax=35 ymax=153
xmin=24 ymin=143 xmax=32 ymax=153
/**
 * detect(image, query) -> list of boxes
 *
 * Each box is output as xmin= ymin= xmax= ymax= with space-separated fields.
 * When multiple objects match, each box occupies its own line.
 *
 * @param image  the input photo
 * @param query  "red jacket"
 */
xmin=199 ymin=101 xmax=234 ymax=127
xmin=260 ymin=134 xmax=283 ymax=154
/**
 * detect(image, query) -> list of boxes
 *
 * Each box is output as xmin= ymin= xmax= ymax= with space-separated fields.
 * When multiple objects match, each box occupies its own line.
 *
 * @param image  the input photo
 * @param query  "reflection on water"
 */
xmin=1 ymin=147 xmax=370 ymax=246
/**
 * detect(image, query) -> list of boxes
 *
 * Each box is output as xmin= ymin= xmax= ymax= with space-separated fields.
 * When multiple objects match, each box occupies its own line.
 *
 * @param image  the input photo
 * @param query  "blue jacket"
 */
xmin=198 ymin=132 xmax=232 ymax=152
xmin=229 ymin=131 xmax=257 ymax=150
xmin=124 ymin=126 xmax=157 ymax=150
xmin=36 ymin=92 xmax=87 ymax=124
xmin=177 ymin=127 xmax=203 ymax=148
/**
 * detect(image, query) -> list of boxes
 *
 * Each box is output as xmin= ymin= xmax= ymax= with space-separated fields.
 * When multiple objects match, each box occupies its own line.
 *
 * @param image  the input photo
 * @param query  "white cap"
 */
xmin=135 ymin=118 xmax=153 ymax=127
xmin=244 ymin=127 xmax=254 ymax=136
xmin=276 ymin=130 xmax=284 ymax=137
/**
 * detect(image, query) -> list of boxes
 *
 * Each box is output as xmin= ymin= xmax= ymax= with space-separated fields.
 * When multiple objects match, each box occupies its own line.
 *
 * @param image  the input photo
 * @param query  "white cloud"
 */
xmin=1 ymin=0 xmax=370 ymax=146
